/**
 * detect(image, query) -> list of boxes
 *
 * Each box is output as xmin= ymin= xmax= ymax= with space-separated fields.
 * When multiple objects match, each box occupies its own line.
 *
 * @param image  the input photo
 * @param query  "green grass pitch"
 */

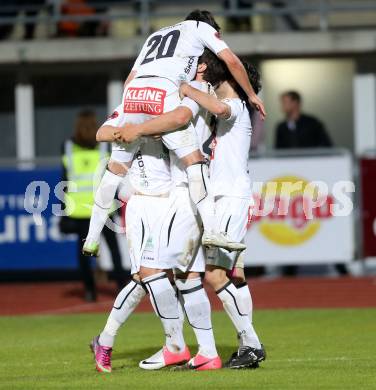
xmin=1 ymin=308 xmax=375 ymax=389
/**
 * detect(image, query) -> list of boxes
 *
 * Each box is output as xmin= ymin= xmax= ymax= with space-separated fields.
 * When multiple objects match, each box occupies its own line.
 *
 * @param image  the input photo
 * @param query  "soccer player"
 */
xmin=116 ymin=60 xmax=265 ymax=369
xmin=83 ymin=9 xmax=266 ymax=258
xmin=90 ymin=54 xmax=222 ymax=373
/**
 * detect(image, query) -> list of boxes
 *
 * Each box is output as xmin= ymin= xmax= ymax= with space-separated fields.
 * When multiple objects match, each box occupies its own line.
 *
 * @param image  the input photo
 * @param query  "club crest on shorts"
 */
xmin=124 ymin=87 xmax=166 ymax=115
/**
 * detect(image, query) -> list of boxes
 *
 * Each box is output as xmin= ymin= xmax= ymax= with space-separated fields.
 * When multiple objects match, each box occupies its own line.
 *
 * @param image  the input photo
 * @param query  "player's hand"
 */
xmin=114 ymin=124 xmax=141 ymax=143
xmin=179 ymin=82 xmax=189 ymax=99
xmin=249 ymin=94 xmax=266 ymax=121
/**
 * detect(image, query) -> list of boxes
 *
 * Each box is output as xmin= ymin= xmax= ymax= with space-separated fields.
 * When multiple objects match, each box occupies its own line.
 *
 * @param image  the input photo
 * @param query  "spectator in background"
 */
xmin=59 ymin=109 xmax=126 ymax=301
xmin=275 ymin=90 xmax=332 ymax=149
xmin=58 ymin=0 xmax=97 ymax=37
xmin=275 ymin=90 xmax=347 ymax=277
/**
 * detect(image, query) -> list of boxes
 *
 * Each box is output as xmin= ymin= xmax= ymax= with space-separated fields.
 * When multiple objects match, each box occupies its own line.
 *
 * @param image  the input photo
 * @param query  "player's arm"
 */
xmin=96 ymin=105 xmax=123 ymax=142
xmin=180 ymin=83 xmax=231 ymax=119
xmin=196 ymin=22 xmax=266 ymax=119
xmin=114 ymin=107 xmax=193 ymax=143
xmin=96 ymin=125 xmax=118 ymax=142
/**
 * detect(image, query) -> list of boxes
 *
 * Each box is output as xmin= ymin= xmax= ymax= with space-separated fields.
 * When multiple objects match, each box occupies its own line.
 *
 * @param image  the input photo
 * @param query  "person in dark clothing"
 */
xmin=59 ymin=109 xmax=126 ymax=301
xmin=275 ymin=91 xmax=332 ymax=149
xmin=274 ymin=91 xmax=347 ymax=277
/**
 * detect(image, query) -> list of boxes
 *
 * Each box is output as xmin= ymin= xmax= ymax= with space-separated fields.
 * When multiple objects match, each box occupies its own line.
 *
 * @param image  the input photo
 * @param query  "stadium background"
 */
xmin=0 ymin=1 xmax=375 ymax=389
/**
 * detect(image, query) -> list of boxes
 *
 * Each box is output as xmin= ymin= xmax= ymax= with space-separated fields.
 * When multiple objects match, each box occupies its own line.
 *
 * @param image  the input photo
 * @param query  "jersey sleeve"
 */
xmin=196 ymin=22 xmax=228 ymax=54
xmin=102 ymin=104 xmax=124 ymax=127
xmin=180 ymin=96 xmax=200 ymax=117
xmin=180 ymin=81 xmax=208 ymax=117
xmin=221 ymin=99 xmax=243 ymax=122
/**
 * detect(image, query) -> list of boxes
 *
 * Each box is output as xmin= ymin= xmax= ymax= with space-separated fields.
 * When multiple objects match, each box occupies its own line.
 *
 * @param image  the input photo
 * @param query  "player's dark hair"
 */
xmin=282 ymin=90 xmax=301 ymax=103
xmin=198 ymin=49 xmax=227 ymax=86
xmin=185 ymin=10 xmax=220 ymax=32
xmin=227 ymin=61 xmax=262 ymax=118
xmin=232 ymin=61 xmax=262 ymax=98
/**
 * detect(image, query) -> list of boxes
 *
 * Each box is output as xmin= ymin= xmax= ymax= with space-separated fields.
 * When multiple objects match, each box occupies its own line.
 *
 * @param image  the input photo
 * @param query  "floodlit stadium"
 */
xmin=1 ymin=1 xmax=376 ymax=388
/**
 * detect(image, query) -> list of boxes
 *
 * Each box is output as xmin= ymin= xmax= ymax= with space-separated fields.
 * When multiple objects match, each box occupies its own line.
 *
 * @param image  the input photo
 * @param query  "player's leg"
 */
xmin=205 ymin=265 xmax=263 ymax=369
xmin=134 ymin=193 xmax=190 ymax=369
xmin=175 ymin=268 xmax=222 ymax=371
xmin=168 ymin=145 xmax=246 ymax=252
xmin=90 ymin=195 xmax=147 ymax=373
xmin=205 ymin=196 xmax=264 ymax=368
xmin=91 ymin=274 xmax=147 ymax=373
xmin=83 ymin=156 xmax=131 ymax=256
xmin=227 ymin=263 xmax=266 ymax=367
xmin=139 ymin=266 xmax=190 ymax=370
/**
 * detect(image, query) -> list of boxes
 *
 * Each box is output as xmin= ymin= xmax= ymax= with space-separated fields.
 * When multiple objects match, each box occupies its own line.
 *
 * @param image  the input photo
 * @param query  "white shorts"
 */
xmin=111 ymin=76 xmax=198 ymax=163
xmin=126 ymin=187 xmax=204 ymax=275
xmin=206 ymin=196 xmax=251 ymax=270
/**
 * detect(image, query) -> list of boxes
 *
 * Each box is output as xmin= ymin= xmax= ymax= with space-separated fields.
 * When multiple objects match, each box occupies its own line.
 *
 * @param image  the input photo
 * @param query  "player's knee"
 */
xmin=139 ymin=266 xmax=163 ymax=281
xmin=205 ymin=268 xmax=228 ymax=291
xmin=231 ymin=276 xmax=246 ymax=286
xmin=180 ymin=150 xmax=204 ymax=167
xmin=107 ymin=160 xmax=129 ymax=176
xmin=231 ymin=267 xmax=246 ymax=286
xmin=175 ymin=271 xmax=200 ymax=280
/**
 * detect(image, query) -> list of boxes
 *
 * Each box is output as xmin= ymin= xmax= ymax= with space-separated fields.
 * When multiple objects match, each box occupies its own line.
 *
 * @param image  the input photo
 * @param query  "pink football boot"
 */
xmin=90 ymin=336 xmax=112 ymax=373
xmin=186 ymin=354 xmax=222 ymax=371
xmin=139 ymin=346 xmax=191 ymax=370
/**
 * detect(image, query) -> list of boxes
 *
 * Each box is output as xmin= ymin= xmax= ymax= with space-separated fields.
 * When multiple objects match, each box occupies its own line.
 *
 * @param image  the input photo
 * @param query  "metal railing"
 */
xmin=0 ymin=0 xmax=376 ymax=36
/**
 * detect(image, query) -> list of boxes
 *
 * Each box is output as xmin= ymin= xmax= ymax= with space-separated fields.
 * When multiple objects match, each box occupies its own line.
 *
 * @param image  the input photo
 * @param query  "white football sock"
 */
xmin=99 ymin=279 xmax=146 ymax=347
xmin=236 ymin=282 xmax=262 ymax=349
xmin=143 ymin=273 xmax=186 ymax=353
xmin=176 ymin=277 xmax=218 ymax=358
xmin=172 ymin=284 xmax=185 ymax=329
xmin=186 ymin=163 xmax=216 ymax=232
xmin=217 ymin=281 xmax=261 ymax=349
xmin=86 ymin=169 xmax=123 ymax=242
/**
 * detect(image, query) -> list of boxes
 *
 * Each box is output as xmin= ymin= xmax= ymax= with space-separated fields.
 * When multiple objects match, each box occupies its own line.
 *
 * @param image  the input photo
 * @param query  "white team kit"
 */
xmin=206 ymin=98 xmax=253 ymax=270
xmin=92 ymin=14 xmax=264 ymax=374
xmin=178 ymin=88 xmax=253 ymax=270
xmin=111 ymin=20 xmax=228 ymax=163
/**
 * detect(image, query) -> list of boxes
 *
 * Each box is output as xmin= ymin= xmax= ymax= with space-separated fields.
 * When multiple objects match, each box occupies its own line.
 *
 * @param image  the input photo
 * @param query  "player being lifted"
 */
xmin=116 ymin=59 xmax=265 ymax=369
xmin=82 ymin=10 xmax=266 ymax=257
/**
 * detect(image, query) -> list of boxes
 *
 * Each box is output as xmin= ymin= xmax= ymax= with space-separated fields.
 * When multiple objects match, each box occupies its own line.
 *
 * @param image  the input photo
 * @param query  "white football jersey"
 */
xmin=128 ymin=139 xmax=171 ymax=195
xmin=210 ymin=98 xmax=252 ymax=198
xmin=103 ymin=106 xmax=172 ymax=195
xmin=132 ymin=21 xmax=228 ymax=84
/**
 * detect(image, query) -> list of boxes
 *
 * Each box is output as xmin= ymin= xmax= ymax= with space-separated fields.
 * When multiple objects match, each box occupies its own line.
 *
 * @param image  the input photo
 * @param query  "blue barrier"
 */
xmin=0 ymin=167 xmax=78 ymax=270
